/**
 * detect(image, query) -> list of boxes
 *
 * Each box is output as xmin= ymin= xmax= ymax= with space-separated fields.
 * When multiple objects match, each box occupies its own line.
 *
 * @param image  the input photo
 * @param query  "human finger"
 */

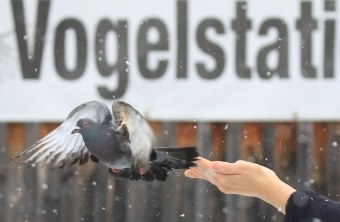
xmin=184 ymin=168 xmax=205 ymax=179
xmin=194 ymin=157 xmax=212 ymax=171
xmin=210 ymin=161 xmax=241 ymax=175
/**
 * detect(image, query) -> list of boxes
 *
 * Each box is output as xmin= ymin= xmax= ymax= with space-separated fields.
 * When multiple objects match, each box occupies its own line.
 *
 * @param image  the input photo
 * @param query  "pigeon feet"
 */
xmin=111 ymin=168 xmax=122 ymax=173
xmin=139 ymin=168 xmax=146 ymax=175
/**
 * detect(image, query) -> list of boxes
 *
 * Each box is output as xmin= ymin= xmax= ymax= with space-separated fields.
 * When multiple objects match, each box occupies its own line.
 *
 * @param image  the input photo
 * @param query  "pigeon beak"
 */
xmin=71 ymin=126 xmax=80 ymax=134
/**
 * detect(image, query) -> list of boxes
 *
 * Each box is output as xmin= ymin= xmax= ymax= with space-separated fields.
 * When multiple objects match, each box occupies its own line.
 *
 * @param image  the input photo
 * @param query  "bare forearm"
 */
xmin=258 ymin=168 xmax=296 ymax=214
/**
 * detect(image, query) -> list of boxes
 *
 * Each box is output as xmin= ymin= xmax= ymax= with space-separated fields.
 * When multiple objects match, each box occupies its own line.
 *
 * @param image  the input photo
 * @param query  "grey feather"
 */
xmin=10 ymin=101 xmax=112 ymax=167
xmin=111 ymin=101 xmax=155 ymax=169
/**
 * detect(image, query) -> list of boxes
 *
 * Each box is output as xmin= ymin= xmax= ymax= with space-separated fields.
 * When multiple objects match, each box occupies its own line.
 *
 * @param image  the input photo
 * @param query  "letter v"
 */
xmin=11 ymin=0 xmax=50 ymax=79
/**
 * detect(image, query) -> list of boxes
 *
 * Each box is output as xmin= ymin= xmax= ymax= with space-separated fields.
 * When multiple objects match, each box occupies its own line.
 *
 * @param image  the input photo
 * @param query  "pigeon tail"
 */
xmin=109 ymin=146 xmax=199 ymax=181
xmin=152 ymin=147 xmax=199 ymax=169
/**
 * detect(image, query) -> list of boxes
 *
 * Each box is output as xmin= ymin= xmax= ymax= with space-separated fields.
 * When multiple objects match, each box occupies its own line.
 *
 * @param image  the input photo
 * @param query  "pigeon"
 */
xmin=11 ymin=101 xmax=199 ymax=181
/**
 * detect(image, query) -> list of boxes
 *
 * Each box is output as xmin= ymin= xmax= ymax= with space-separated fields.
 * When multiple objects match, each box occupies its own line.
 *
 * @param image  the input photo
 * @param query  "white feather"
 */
xmin=15 ymin=101 xmax=111 ymax=167
xmin=112 ymin=101 xmax=155 ymax=168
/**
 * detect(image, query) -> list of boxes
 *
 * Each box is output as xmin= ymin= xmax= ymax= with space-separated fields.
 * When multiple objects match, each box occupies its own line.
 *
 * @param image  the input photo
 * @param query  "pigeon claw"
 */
xmin=111 ymin=168 xmax=122 ymax=173
xmin=139 ymin=168 xmax=146 ymax=175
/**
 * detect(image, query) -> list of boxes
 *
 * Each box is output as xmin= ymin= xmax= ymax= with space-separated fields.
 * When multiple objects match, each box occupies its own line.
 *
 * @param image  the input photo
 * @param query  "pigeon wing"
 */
xmin=111 ymin=101 xmax=155 ymax=168
xmin=11 ymin=101 xmax=112 ymax=168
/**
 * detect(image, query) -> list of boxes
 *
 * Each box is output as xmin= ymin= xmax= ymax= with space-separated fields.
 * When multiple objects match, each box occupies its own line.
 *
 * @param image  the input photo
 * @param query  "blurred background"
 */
xmin=1 ymin=0 xmax=340 ymax=221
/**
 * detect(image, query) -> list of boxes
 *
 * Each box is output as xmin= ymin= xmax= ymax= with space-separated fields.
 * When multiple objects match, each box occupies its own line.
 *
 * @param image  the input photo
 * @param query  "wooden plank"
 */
xmin=144 ymin=181 xmax=162 ymax=222
xmin=89 ymin=164 xmax=110 ymax=222
xmin=0 ymin=124 xmax=7 ymax=222
xmin=312 ymin=123 xmax=328 ymax=194
xmin=241 ymin=123 xmax=262 ymax=161
xmin=125 ymin=180 xmax=149 ymax=222
xmin=326 ymin=123 xmax=340 ymax=200
xmin=224 ymin=123 xmax=242 ymax=222
xmin=159 ymin=122 xmax=198 ymax=222
xmin=225 ymin=123 xmax=242 ymax=162
xmin=260 ymin=123 xmax=283 ymax=222
xmin=148 ymin=121 xmax=164 ymax=143
xmin=240 ymin=123 xmax=263 ymax=221
xmin=59 ymin=167 xmax=76 ymax=221
xmin=112 ymin=178 xmax=128 ymax=222
xmin=74 ymin=162 xmax=97 ymax=221
xmin=275 ymin=123 xmax=297 ymax=188
xmin=143 ymin=121 xmax=163 ymax=222
xmin=296 ymin=122 xmax=314 ymax=189
xmin=210 ymin=123 xmax=229 ymax=221
xmin=158 ymin=122 xmax=179 ymax=222
xmin=23 ymin=123 xmax=40 ymax=222
xmin=58 ymin=175 xmax=76 ymax=222
xmin=39 ymin=123 xmax=62 ymax=222
xmin=7 ymin=123 xmax=26 ymax=157
xmin=104 ymin=176 xmax=115 ymax=222
xmin=193 ymin=122 xmax=226 ymax=222
xmin=261 ymin=123 xmax=275 ymax=169
xmin=42 ymin=169 xmax=62 ymax=222
xmin=6 ymin=124 xmax=26 ymax=222
xmin=33 ymin=124 xmax=47 ymax=221
xmin=159 ymin=122 xmax=177 ymax=147
xmin=177 ymin=122 xmax=197 ymax=221
xmin=194 ymin=122 xmax=213 ymax=222
xmin=210 ymin=123 xmax=227 ymax=161
xmin=181 ymin=175 xmax=196 ymax=221
xmin=176 ymin=122 xmax=197 ymax=147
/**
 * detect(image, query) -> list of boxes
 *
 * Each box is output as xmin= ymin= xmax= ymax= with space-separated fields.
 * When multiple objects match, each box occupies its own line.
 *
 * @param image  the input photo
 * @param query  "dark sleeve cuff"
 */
xmin=284 ymin=190 xmax=340 ymax=222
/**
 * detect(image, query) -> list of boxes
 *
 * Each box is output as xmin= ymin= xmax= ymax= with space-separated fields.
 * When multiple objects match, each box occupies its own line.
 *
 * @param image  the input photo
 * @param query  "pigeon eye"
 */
xmin=83 ymin=122 xmax=89 ymax=128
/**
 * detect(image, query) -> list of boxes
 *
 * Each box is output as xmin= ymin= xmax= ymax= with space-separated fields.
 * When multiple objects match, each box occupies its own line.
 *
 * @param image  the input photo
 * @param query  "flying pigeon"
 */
xmin=11 ymin=101 xmax=199 ymax=181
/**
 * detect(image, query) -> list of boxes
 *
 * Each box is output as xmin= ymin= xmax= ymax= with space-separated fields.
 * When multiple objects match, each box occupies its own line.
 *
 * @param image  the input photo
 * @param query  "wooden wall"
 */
xmin=0 ymin=121 xmax=339 ymax=222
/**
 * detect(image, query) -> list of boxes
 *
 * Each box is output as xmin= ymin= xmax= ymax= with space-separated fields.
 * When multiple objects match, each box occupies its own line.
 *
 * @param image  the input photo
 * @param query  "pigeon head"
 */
xmin=71 ymin=118 xmax=96 ymax=135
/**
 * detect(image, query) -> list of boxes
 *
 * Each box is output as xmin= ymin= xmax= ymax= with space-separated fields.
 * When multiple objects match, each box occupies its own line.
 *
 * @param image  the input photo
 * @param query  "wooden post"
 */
xmin=313 ymin=123 xmax=328 ymax=194
xmin=194 ymin=122 xmax=213 ymax=221
xmin=76 ymin=162 xmax=100 ymax=221
xmin=143 ymin=121 xmax=163 ymax=222
xmin=240 ymin=123 xmax=263 ymax=221
xmin=59 ymin=167 xmax=77 ymax=222
xmin=6 ymin=124 xmax=25 ymax=222
xmin=260 ymin=123 xmax=283 ymax=222
xmin=38 ymin=123 xmax=61 ymax=222
xmin=23 ymin=123 xmax=40 ymax=222
xmin=178 ymin=122 xmax=197 ymax=221
xmin=158 ymin=122 xmax=180 ymax=222
xmin=0 ymin=124 xmax=7 ymax=222
xmin=296 ymin=122 xmax=314 ymax=189
xmin=224 ymin=123 xmax=242 ymax=222
xmin=275 ymin=123 xmax=297 ymax=188
xmin=326 ymin=123 xmax=340 ymax=201
xmin=125 ymin=181 xmax=149 ymax=222
xmin=88 ymin=164 xmax=111 ymax=222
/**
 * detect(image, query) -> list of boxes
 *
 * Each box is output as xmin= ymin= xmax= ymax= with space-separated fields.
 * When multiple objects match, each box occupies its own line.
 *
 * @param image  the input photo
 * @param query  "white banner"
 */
xmin=0 ymin=0 xmax=339 ymax=122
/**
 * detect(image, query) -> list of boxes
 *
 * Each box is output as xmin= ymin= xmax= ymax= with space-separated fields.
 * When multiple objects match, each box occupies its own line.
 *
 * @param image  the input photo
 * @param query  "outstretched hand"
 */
xmin=185 ymin=157 xmax=296 ymax=214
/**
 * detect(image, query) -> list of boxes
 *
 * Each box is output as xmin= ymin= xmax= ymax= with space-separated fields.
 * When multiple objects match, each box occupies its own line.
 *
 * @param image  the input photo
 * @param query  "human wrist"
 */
xmin=257 ymin=167 xmax=295 ymax=214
